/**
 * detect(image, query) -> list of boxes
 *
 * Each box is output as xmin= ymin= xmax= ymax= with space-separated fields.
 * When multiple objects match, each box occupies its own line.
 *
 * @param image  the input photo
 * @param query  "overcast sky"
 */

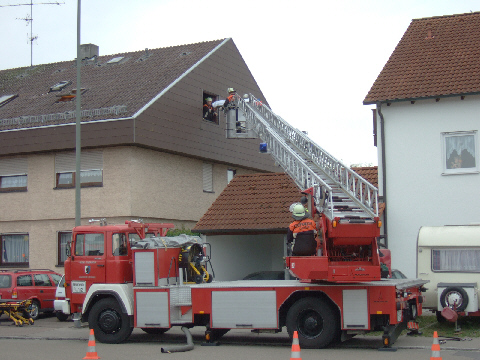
xmin=1 ymin=0 xmax=478 ymax=166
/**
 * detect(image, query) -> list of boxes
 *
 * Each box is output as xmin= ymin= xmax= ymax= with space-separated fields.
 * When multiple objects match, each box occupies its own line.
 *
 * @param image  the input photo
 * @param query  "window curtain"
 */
xmin=59 ymin=232 xmax=72 ymax=264
xmin=1 ymin=175 xmax=27 ymax=188
xmin=433 ymin=249 xmax=480 ymax=271
xmin=2 ymin=234 xmax=29 ymax=263
xmin=445 ymin=135 xmax=475 ymax=159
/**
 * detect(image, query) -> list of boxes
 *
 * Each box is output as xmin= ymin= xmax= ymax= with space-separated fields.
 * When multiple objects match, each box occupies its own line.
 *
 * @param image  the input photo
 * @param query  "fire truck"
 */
xmin=59 ymin=94 xmax=427 ymax=349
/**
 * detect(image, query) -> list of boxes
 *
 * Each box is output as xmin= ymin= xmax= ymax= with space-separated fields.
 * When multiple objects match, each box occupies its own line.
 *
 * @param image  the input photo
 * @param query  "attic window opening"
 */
xmin=49 ymin=81 xmax=71 ymax=92
xmin=0 ymin=94 xmax=18 ymax=108
xmin=203 ymin=91 xmax=219 ymax=124
xmin=107 ymin=56 xmax=124 ymax=64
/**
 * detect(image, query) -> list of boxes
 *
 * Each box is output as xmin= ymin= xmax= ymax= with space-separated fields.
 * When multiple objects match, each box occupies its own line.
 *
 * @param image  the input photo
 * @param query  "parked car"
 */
xmin=54 ymin=275 xmax=70 ymax=321
xmin=390 ymin=269 xmax=407 ymax=279
xmin=0 ymin=269 xmax=62 ymax=320
xmin=242 ymin=271 xmax=298 ymax=280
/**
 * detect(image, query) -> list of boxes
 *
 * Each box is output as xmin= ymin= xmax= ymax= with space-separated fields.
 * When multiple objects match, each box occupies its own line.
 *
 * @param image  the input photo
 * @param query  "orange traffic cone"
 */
xmin=290 ymin=331 xmax=301 ymax=360
xmin=83 ymin=329 xmax=101 ymax=359
xmin=430 ymin=331 xmax=442 ymax=360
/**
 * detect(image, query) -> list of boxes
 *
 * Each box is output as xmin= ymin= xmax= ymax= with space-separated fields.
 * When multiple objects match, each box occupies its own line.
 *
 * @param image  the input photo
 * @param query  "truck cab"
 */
xmin=61 ymin=221 xmax=173 ymax=314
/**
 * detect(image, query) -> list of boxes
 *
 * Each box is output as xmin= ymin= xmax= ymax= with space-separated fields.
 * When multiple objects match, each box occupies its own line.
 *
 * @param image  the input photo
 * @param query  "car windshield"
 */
xmin=0 ymin=275 xmax=11 ymax=288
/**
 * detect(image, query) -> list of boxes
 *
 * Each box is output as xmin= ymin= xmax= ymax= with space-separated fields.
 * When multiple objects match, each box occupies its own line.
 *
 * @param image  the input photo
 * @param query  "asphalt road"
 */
xmin=0 ymin=313 xmax=479 ymax=360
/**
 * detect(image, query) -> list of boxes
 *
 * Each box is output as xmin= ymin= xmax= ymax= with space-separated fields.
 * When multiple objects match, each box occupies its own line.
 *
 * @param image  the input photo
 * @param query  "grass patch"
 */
xmin=416 ymin=313 xmax=480 ymax=338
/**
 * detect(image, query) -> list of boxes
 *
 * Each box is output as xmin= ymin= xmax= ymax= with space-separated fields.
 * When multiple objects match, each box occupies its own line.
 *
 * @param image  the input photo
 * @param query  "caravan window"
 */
xmin=432 ymin=249 xmax=480 ymax=272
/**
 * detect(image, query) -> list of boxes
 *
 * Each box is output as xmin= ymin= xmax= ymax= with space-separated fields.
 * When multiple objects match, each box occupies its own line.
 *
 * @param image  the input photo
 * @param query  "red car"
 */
xmin=0 ymin=269 xmax=62 ymax=320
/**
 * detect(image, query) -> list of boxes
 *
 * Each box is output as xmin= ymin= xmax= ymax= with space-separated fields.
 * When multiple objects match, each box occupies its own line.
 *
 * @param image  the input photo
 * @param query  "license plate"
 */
xmin=71 ymin=281 xmax=86 ymax=294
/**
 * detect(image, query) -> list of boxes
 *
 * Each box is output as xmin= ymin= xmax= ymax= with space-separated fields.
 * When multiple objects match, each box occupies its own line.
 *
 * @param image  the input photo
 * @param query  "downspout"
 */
xmin=377 ymin=102 xmax=388 ymax=248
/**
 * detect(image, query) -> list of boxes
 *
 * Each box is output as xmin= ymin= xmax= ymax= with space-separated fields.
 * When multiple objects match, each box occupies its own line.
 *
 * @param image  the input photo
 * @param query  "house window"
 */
xmin=227 ymin=169 xmax=236 ymax=183
xmin=0 ymin=157 xmax=28 ymax=192
xmin=202 ymin=91 xmax=219 ymax=124
xmin=57 ymin=231 xmax=72 ymax=266
xmin=432 ymin=249 xmax=480 ymax=272
xmin=1 ymin=234 xmax=29 ymax=267
xmin=442 ymin=131 xmax=478 ymax=174
xmin=203 ymin=162 xmax=213 ymax=192
xmin=55 ymin=151 xmax=103 ymax=188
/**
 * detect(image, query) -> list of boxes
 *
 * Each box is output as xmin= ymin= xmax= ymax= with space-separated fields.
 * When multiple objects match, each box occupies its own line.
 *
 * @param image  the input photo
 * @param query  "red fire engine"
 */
xmin=58 ymin=93 xmax=427 ymax=349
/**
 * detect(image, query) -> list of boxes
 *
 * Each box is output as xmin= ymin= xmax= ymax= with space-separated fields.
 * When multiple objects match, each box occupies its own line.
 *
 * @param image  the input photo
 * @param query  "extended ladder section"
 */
xmin=226 ymin=94 xmax=378 ymax=221
xmin=226 ymin=94 xmax=382 ymax=282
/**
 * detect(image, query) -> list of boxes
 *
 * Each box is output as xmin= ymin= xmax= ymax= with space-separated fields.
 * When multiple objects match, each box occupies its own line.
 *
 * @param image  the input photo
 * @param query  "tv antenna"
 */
xmin=1 ymin=1 xmax=64 ymax=67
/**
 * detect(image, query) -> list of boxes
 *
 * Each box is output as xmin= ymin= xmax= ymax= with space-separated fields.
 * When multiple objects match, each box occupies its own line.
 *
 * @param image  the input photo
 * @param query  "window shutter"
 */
xmin=203 ymin=163 xmax=213 ymax=192
xmin=0 ymin=157 xmax=28 ymax=176
xmin=55 ymin=151 xmax=103 ymax=172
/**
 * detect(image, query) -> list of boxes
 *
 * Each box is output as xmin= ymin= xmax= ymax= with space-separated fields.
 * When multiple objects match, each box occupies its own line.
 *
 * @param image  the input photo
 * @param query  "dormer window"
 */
xmin=0 ymin=94 xmax=18 ymax=108
xmin=107 ymin=56 xmax=124 ymax=64
xmin=49 ymin=81 xmax=71 ymax=92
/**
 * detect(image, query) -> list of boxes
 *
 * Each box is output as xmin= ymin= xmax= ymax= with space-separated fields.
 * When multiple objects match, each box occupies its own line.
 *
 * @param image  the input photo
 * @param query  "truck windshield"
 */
xmin=75 ymin=233 xmax=105 ymax=256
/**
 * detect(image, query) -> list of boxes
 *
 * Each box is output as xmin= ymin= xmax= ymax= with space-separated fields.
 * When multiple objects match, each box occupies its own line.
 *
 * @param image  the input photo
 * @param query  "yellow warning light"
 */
xmin=377 ymin=220 xmax=383 ymax=228
xmin=384 ymin=338 xmax=389 ymax=346
xmin=332 ymin=220 xmax=337 ymax=228
xmin=376 ymin=311 xmax=383 ymax=314
xmin=206 ymin=333 xmax=211 ymax=341
xmin=199 ymin=311 xmax=205 ymax=314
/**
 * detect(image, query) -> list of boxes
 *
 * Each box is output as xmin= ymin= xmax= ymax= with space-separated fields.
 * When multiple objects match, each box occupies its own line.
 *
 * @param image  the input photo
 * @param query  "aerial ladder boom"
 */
xmin=226 ymin=93 xmax=382 ymax=282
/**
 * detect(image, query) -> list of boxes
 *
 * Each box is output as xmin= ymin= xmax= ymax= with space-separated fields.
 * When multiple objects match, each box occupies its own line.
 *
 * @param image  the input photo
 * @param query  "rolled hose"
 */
xmin=161 ymin=327 xmax=194 ymax=353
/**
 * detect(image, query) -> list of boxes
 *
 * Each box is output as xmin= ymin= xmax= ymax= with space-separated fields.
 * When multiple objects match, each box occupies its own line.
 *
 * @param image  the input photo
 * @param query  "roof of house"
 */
xmin=0 ymin=39 xmax=225 ymax=129
xmin=364 ymin=12 xmax=480 ymax=104
xmin=192 ymin=173 xmax=303 ymax=234
xmin=351 ymin=166 xmax=378 ymax=188
xmin=193 ymin=167 xmax=383 ymax=234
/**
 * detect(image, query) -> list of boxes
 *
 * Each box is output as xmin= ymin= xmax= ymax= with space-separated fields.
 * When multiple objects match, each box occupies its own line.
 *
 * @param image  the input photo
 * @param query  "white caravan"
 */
xmin=417 ymin=225 xmax=480 ymax=321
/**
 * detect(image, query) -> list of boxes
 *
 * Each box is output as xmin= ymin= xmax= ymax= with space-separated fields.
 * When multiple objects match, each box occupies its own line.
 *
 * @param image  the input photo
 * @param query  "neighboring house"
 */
xmin=0 ymin=38 xmax=278 ymax=270
xmin=363 ymin=12 xmax=480 ymax=277
xmin=193 ymin=173 xmax=303 ymax=281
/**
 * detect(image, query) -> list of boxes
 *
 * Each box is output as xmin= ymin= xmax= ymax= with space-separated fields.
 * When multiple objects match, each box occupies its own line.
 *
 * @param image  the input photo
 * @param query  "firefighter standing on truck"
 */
xmin=287 ymin=204 xmax=317 ymax=256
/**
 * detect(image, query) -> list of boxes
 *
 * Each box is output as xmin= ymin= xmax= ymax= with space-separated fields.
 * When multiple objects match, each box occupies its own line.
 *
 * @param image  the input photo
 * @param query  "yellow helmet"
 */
xmin=292 ymin=204 xmax=306 ymax=220
xmin=227 ymin=87 xmax=236 ymax=93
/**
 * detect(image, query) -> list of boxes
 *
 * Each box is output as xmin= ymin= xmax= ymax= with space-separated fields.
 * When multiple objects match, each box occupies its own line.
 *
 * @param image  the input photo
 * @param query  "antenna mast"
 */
xmin=1 ymin=1 xmax=64 ymax=67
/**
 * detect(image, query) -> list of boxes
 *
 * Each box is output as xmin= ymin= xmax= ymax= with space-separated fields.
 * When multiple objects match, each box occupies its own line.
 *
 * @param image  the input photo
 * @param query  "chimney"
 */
xmin=79 ymin=44 xmax=99 ymax=59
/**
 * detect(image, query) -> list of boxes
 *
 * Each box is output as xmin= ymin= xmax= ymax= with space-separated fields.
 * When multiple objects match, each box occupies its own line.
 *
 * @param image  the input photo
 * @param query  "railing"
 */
xmin=237 ymin=94 xmax=378 ymax=219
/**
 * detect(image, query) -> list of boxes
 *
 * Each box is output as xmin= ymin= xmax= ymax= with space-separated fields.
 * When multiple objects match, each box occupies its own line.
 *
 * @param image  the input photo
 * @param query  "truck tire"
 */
xmin=440 ymin=287 xmax=469 ymax=312
xmin=286 ymin=297 xmax=340 ymax=349
xmin=141 ymin=328 xmax=169 ymax=335
xmin=88 ymin=298 xmax=133 ymax=343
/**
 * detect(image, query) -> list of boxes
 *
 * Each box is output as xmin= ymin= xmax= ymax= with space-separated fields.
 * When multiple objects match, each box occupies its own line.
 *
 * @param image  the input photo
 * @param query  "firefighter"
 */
xmin=203 ymin=97 xmax=217 ymax=122
xmin=223 ymin=88 xmax=236 ymax=108
xmin=287 ymin=204 xmax=317 ymax=256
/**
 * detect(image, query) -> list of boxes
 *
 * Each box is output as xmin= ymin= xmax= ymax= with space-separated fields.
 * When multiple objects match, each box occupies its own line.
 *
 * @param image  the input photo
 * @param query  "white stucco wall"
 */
xmin=204 ymin=234 xmax=285 ymax=281
xmin=379 ymin=96 xmax=480 ymax=277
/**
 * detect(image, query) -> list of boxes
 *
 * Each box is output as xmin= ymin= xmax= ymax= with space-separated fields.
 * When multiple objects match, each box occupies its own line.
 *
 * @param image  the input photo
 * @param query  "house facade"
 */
xmin=0 ymin=39 xmax=278 ymax=271
xmin=364 ymin=13 xmax=480 ymax=277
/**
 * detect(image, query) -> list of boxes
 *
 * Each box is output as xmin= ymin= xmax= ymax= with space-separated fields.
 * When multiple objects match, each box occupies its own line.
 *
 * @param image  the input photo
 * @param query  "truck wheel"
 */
xmin=286 ymin=297 xmax=340 ymax=349
xmin=440 ymin=287 xmax=469 ymax=312
xmin=88 ymin=298 xmax=133 ymax=343
xmin=141 ymin=328 xmax=169 ymax=335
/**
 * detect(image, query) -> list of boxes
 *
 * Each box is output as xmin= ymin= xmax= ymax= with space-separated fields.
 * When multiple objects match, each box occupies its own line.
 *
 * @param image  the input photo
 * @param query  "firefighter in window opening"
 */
xmin=223 ymin=88 xmax=236 ymax=109
xmin=203 ymin=97 xmax=217 ymax=122
xmin=287 ymin=204 xmax=318 ymax=256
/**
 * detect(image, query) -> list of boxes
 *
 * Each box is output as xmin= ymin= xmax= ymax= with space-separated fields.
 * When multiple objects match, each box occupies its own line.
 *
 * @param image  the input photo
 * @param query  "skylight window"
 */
xmin=49 ymin=81 xmax=71 ymax=92
xmin=107 ymin=56 xmax=124 ymax=64
xmin=0 ymin=94 xmax=18 ymax=107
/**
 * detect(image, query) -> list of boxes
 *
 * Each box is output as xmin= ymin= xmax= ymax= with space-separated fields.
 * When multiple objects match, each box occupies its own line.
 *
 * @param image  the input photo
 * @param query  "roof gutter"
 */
xmin=363 ymin=91 xmax=480 ymax=105
xmin=377 ymin=101 xmax=388 ymax=248
xmin=133 ymin=38 xmax=231 ymax=119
